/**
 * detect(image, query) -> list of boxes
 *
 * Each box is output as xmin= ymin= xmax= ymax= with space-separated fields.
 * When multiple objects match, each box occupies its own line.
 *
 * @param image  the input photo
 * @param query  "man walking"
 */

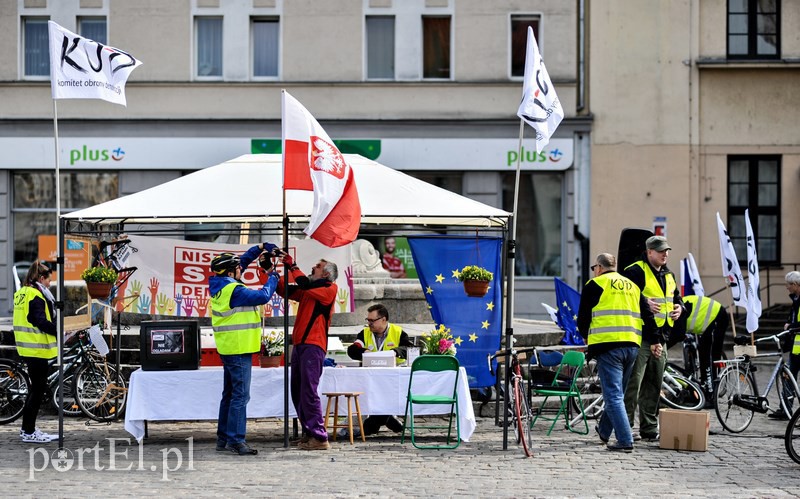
xmin=578 ymin=253 xmax=643 ymax=452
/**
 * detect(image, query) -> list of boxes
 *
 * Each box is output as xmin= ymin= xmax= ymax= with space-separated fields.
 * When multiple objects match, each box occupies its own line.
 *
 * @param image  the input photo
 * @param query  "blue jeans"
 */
xmin=217 ymin=353 xmax=253 ymax=445
xmin=596 ymin=346 xmax=638 ymax=446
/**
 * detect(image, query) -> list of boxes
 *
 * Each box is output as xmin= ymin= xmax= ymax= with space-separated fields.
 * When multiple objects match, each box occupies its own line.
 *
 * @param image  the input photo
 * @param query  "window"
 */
xmin=727 ymin=0 xmax=780 ymax=59
xmin=79 ymin=16 xmax=107 ymax=45
xmin=196 ymin=17 xmax=222 ymax=77
xmin=366 ymin=16 xmax=394 ymax=79
xmin=252 ymin=18 xmax=279 ymax=78
xmin=12 ymin=172 xmax=119 ymax=264
xmin=422 ymin=16 xmax=450 ymax=79
xmin=502 ymin=173 xmax=562 ymax=276
xmin=510 ymin=15 xmax=540 ymax=77
xmin=727 ymin=156 xmax=780 ymax=264
xmin=23 ymin=17 xmax=49 ymax=77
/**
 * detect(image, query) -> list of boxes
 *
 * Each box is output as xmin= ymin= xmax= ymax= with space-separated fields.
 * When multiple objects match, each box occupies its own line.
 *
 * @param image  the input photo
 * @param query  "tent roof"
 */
xmin=63 ymin=154 xmax=510 ymax=228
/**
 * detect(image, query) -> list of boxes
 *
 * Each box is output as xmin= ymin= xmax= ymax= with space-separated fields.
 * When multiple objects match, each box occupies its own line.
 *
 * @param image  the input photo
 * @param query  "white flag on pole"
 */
xmin=517 ymin=26 xmax=563 ymax=153
xmin=48 ymin=21 xmax=142 ymax=106
xmin=716 ymin=212 xmax=748 ymax=308
xmin=687 ymin=252 xmax=704 ymax=296
xmin=744 ymin=209 xmax=762 ymax=333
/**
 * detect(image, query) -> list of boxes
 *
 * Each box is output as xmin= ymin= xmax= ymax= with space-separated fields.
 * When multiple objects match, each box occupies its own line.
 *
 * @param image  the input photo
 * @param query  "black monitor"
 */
xmin=139 ymin=320 xmax=200 ymax=371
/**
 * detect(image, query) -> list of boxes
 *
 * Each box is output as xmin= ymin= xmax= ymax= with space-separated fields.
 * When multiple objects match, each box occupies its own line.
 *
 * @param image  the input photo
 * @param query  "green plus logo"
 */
xmin=251 ymin=139 xmax=381 ymax=160
xmin=69 ymin=146 xmax=125 ymax=165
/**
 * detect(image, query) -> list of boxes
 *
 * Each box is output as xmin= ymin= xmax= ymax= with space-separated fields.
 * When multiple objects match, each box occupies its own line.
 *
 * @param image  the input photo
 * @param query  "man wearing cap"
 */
xmin=622 ymin=235 xmax=683 ymax=442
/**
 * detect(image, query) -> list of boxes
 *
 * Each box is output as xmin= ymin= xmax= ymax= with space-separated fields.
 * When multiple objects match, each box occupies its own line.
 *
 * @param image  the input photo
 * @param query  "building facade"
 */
xmin=590 ymin=0 xmax=799 ymax=310
xmin=0 ymin=0 xmax=589 ymax=317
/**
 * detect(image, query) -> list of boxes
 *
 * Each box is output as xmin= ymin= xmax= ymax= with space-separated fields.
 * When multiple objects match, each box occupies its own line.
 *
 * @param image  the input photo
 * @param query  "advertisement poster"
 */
xmin=380 ymin=236 xmax=417 ymax=279
xmin=38 ymin=235 xmax=92 ymax=281
xmin=115 ymin=235 xmax=353 ymax=318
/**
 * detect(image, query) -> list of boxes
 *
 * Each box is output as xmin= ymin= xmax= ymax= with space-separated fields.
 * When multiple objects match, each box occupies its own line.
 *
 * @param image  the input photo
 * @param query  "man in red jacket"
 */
xmin=277 ymin=254 xmax=338 ymax=450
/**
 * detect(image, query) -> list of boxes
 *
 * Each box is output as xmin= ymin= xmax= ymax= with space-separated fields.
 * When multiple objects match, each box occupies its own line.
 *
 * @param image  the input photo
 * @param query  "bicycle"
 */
xmin=488 ymin=345 xmax=536 ymax=457
xmin=667 ymin=332 xmax=727 ymax=391
xmin=786 ymin=407 xmax=800 ymax=464
xmin=713 ymin=329 xmax=800 ymax=433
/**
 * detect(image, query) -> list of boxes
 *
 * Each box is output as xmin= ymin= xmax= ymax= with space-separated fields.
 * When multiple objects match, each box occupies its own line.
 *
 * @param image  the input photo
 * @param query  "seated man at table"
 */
xmin=347 ymin=303 xmax=415 ymax=435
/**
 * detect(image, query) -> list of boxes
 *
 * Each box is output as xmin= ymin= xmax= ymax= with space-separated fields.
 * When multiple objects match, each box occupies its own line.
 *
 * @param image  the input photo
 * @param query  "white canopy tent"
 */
xmin=63 ymin=154 xmax=510 ymax=227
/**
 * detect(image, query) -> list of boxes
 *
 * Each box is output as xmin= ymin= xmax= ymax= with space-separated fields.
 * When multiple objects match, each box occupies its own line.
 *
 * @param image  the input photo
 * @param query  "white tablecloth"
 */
xmin=124 ymin=366 xmax=475 ymax=442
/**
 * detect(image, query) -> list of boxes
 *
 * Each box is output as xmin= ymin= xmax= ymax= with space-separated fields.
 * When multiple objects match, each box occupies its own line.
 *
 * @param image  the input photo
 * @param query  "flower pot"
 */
xmin=260 ymin=355 xmax=282 ymax=368
xmin=86 ymin=281 xmax=113 ymax=300
xmin=463 ymin=279 xmax=489 ymax=298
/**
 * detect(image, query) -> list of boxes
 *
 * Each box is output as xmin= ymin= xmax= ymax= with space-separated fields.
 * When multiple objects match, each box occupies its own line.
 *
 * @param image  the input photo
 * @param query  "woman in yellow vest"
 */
xmin=13 ymin=261 xmax=57 ymax=443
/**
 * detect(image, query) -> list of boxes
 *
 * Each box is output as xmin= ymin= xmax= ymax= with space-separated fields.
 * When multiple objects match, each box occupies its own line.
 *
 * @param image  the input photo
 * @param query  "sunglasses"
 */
xmin=590 ymin=264 xmax=599 ymax=271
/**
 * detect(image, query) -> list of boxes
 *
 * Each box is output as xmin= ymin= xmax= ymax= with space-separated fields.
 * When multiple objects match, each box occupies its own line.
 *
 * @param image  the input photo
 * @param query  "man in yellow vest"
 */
xmin=578 ymin=253 xmax=643 ymax=452
xmin=209 ymin=243 xmax=280 ymax=456
xmin=667 ymin=294 xmax=728 ymax=406
xmin=773 ymin=271 xmax=800 ymax=420
xmin=347 ymin=303 xmax=414 ymax=435
xmin=622 ymin=235 xmax=683 ymax=442
xmin=13 ymin=261 xmax=58 ymax=443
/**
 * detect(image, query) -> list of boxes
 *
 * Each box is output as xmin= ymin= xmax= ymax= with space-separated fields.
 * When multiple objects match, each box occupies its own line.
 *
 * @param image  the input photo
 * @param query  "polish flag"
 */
xmin=281 ymin=90 xmax=361 ymax=247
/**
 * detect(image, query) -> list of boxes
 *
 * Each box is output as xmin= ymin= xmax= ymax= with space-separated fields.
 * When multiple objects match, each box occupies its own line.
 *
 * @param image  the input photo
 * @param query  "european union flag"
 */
xmin=554 ymin=277 xmax=584 ymax=346
xmin=407 ymin=236 xmax=503 ymax=388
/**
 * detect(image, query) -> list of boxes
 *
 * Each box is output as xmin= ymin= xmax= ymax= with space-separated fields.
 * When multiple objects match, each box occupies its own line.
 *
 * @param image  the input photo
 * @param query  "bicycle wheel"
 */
xmin=0 ymin=360 xmax=30 ymax=425
xmin=785 ymin=408 xmax=800 ymax=465
xmin=74 ymin=362 xmax=127 ymax=422
xmin=513 ymin=375 xmax=532 ymax=457
xmin=50 ymin=373 xmax=82 ymax=417
xmin=660 ymin=368 xmax=705 ymax=411
xmin=714 ymin=365 xmax=755 ymax=433
xmin=570 ymin=360 xmax=604 ymax=419
xmin=777 ymin=364 xmax=800 ymax=416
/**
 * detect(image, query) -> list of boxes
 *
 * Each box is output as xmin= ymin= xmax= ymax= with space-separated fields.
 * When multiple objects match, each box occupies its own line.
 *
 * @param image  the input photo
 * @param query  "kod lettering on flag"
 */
xmin=716 ymin=212 xmax=748 ymax=308
xmin=744 ymin=209 xmax=761 ymax=333
xmin=48 ymin=21 xmax=142 ymax=106
xmin=516 ymin=26 xmax=564 ymax=153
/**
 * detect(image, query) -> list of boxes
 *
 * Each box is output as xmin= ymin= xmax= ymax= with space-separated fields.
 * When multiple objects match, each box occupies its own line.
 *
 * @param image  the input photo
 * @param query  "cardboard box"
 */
xmin=659 ymin=408 xmax=709 ymax=452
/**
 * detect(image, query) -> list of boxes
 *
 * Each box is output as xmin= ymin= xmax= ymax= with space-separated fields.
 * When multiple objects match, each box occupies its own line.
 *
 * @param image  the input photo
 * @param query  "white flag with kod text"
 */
xmin=687 ymin=252 xmax=704 ymax=296
xmin=745 ymin=209 xmax=762 ymax=333
xmin=716 ymin=212 xmax=748 ymax=308
xmin=517 ymin=26 xmax=564 ymax=153
xmin=48 ymin=21 xmax=142 ymax=106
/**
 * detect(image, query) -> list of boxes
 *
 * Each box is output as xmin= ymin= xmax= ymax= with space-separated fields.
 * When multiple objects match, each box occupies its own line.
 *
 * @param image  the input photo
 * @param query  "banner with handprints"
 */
xmin=118 ymin=235 xmax=353 ymax=317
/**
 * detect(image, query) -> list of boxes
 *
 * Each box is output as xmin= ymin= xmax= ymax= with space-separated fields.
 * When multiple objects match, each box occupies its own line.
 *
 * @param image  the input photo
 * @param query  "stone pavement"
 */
xmin=2 ymin=398 xmax=799 ymax=498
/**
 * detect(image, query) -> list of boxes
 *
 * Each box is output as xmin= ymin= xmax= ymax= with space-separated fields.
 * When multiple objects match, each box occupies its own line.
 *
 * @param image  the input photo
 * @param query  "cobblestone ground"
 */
xmin=2 ymin=403 xmax=799 ymax=498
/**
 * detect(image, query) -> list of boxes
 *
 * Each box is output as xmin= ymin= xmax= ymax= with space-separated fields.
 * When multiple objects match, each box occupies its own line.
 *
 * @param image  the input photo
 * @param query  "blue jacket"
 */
xmin=208 ymin=244 xmax=279 ymax=308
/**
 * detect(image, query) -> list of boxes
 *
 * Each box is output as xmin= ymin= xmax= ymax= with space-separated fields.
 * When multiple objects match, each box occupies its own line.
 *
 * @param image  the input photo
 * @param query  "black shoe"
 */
xmin=640 ymin=433 xmax=660 ymax=442
xmin=229 ymin=442 xmax=258 ymax=455
xmin=595 ymin=426 xmax=609 ymax=444
xmin=769 ymin=410 xmax=790 ymax=420
xmin=215 ymin=439 xmax=228 ymax=452
xmin=386 ymin=416 xmax=404 ymax=433
xmin=607 ymin=442 xmax=633 ymax=453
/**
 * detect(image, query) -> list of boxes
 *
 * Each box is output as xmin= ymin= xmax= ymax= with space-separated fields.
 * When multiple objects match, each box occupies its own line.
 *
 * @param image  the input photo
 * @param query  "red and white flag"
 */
xmin=48 ymin=21 xmax=142 ymax=106
xmin=517 ymin=26 xmax=563 ymax=153
xmin=281 ymin=90 xmax=361 ymax=248
xmin=716 ymin=212 xmax=748 ymax=308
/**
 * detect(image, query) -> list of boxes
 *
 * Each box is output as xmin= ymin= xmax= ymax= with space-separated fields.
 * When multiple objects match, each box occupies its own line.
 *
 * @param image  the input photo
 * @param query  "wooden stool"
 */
xmin=322 ymin=392 xmax=366 ymax=444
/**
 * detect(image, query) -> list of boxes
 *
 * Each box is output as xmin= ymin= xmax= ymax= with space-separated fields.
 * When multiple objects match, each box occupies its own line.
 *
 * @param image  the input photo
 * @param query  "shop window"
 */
xmin=510 ymin=15 xmax=540 ymax=77
xmin=422 ymin=16 xmax=450 ymax=79
xmin=23 ymin=17 xmax=50 ymax=77
xmin=252 ymin=17 xmax=279 ymax=78
xmin=196 ymin=17 xmax=222 ymax=77
xmin=727 ymin=0 xmax=779 ymax=59
xmin=366 ymin=16 xmax=395 ymax=79
xmin=12 ymin=172 xmax=119 ymax=265
xmin=727 ymin=155 xmax=780 ymax=264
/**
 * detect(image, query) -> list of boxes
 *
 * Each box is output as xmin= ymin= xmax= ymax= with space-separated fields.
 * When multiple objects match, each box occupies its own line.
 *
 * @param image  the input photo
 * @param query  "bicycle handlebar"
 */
xmin=97 ymin=238 xmax=131 ymax=251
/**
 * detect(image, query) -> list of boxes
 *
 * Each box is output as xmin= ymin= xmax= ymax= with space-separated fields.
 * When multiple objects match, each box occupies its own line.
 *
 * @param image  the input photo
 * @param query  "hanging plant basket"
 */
xmin=86 ymin=281 xmax=113 ymax=300
xmin=463 ymin=279 xmax=490 ymax=298
xmin=260 ymin=355 xmax=282 ymax=368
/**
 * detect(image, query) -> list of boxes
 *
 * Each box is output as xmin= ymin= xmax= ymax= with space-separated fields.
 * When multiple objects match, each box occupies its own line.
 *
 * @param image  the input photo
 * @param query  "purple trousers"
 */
xmin=291 ymin=344 xmax=328 ymax=441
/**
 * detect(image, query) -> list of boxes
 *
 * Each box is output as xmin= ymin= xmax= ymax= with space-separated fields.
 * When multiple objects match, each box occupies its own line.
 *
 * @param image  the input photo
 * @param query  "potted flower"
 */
xmin=260 ymin=330 xmax=285 ymax=368
xmin=81 ymin=267 xmax=118 ymax=300
xmin=420 ymin=324 xmax=457 ymax=356
xmin=458 ymin=265 xmax=493 ymax=298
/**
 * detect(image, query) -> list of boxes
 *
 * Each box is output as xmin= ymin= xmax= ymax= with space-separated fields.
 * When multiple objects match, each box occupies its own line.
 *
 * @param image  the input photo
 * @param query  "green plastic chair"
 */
xmin=530 ymin=350 xmax=590 ymax=436
xmin=401 ymin=355 xmax=460 ymax=449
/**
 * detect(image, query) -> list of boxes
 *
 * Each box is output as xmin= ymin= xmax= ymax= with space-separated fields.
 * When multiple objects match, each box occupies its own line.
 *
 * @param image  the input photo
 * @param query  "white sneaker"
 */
xmin=21 ymin=429 xmax=55 ymax=443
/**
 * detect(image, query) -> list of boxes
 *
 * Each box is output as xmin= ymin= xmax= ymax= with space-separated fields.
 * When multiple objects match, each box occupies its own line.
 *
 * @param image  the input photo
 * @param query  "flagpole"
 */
xmin=280 ymin=89 xmax=291 ymax=448
xmin=53 ymin=99 xmax=65 ymax=448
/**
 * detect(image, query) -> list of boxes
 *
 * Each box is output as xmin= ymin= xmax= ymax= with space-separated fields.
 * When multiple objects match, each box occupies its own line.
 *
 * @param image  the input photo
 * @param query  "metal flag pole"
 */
xmin=52 ymin=99 xmax=66 ymax=448
xmin=280 ymin=88 xmax=291 ymax=448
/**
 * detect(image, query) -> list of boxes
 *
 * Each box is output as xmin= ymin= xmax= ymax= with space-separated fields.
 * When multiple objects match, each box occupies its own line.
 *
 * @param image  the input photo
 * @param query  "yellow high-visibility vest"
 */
xmin=211 ymin=282 xmax=261 ymax=355
xmin=587 ymin=272 xmax=643 ymax=347
xmin=628 ymin=261 xmax=677 ymax=328
xmin=13 ymin=286 xmax=57 ymax=359
xmin=683 ymin=295 xmax=722 ymax=335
